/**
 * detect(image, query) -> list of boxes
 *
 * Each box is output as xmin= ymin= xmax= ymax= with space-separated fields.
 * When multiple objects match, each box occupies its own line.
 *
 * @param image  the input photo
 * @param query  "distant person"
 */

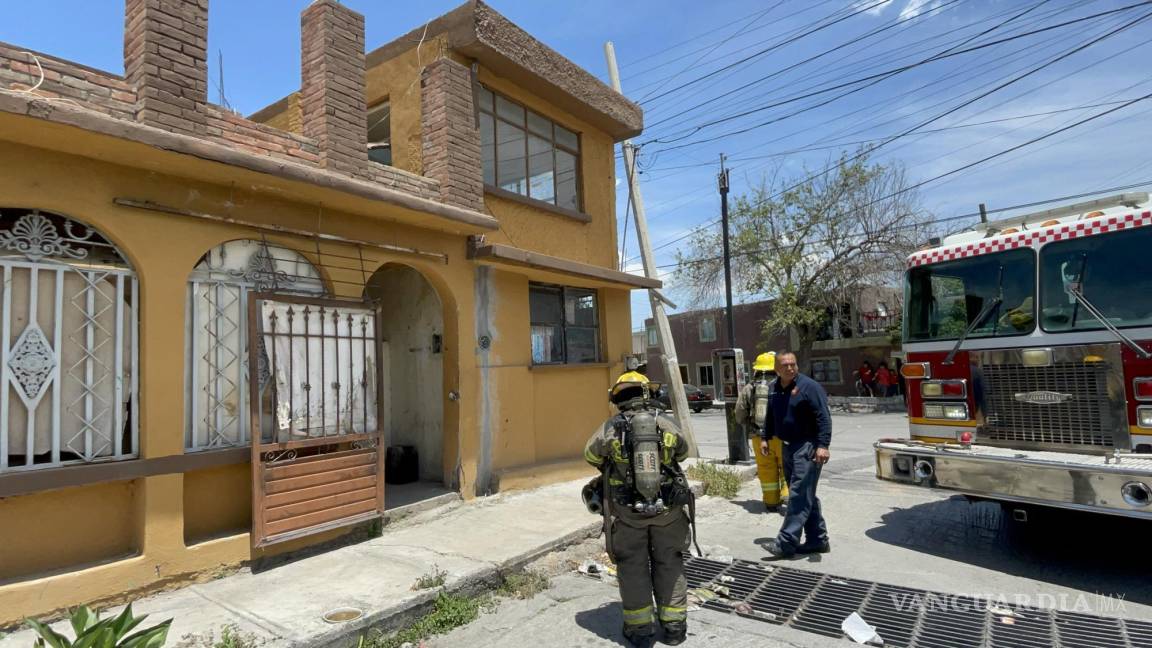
xmin=734 ymin=352 xmax=788 ymax=512
xmin=761 ymin=352 xmax=832 ymax=559
xmin=875 ymin=361 xmax=896 ymax=397
xmin=857 ymin=361 xmax=875 ymax=397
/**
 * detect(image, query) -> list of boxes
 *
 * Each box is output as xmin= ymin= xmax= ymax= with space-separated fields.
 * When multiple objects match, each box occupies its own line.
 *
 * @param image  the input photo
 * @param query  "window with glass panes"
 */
xmin=477 ymin=85 xmax=581 ymax=212
xmin=529 ymin=283 xmax=600 ymax=364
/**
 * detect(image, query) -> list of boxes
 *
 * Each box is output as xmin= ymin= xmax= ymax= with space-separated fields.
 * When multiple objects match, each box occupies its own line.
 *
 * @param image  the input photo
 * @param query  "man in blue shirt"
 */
xmin=759 ymin=351 xmax=832 ymax=558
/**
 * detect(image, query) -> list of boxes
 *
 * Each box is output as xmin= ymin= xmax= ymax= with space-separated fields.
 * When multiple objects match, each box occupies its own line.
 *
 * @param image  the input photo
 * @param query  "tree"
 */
xmin=673 ymin=149 xmax=931 ymax=366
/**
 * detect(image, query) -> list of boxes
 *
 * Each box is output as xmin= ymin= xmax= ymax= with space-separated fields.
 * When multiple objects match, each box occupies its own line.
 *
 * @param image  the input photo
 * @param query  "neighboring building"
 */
xmin=643 ymin=289 xmax=901 ymax=397
xmin=631 ymin=328 xmax=647 ymax=355
xmin=0 ymin=0 xmax=648 ymax=625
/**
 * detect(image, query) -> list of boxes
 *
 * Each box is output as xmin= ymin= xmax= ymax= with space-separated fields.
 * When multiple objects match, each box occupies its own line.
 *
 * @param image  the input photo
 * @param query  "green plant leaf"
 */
xmin=71 ymin=625 xmax=112 ymax=648
xmin=24 ymin=618 xmax=70 ymax=648
xmin=108 ymin=605 xmax=146 ymax=642
xmin=119 ymin=619 xmax=171 ymax=648
xmin=68 ymin=606 xmax=94 ymax=637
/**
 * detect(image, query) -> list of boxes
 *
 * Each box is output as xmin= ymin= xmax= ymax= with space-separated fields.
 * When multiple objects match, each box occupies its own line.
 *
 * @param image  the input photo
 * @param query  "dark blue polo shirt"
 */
xmin=760 ymin=373 xmax=832 ymax=448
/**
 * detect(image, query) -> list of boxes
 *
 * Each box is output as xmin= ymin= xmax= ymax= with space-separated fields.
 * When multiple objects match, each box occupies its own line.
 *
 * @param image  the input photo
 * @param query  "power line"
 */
xmin=646 ymin=1 xmax=1151 ymax=151
xmin=625 ymin=10 xmax=1152 ymax=265
xmin=656 ymin=176 xmax=1152 ymax=271
xmin=639 ymin=0 xmax=895 ymax=106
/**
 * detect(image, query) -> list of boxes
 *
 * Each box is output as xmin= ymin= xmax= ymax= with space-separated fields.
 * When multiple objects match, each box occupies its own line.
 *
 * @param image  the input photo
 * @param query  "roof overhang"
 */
xmin=366 ymin=1 xmax=643 ymax=141
xmin=469 ymin=241 xmax=660 ymax=290
xmin=0 ymin=93 xmax=498 ymax=236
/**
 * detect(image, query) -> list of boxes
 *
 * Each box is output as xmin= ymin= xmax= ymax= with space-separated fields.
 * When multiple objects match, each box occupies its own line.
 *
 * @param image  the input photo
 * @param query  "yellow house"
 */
xmin=0 ymin=0 xmax=651 ymax=626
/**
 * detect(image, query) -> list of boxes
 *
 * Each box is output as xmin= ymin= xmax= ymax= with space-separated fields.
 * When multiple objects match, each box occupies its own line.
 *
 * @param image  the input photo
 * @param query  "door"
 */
xmin=248 ymin=292 xmax=384 ymax=548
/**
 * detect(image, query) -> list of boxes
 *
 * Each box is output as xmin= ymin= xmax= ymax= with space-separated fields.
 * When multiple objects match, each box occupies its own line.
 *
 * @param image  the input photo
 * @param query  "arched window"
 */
xmin=185 ymin=240 xmax=325 ymax=451
xmin=0 ymin=209 xmax=137 ymax=473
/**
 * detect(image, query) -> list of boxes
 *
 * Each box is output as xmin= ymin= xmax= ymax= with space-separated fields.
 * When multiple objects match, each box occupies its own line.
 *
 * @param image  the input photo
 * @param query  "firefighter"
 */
xmin=583 ymin=371 xmax=695 ymax=647
xmin=735 ymin=352 xmax=788 ymax=510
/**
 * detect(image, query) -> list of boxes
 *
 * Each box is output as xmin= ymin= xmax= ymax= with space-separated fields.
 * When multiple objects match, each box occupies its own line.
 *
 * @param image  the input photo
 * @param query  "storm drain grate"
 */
xmin=683 ymin=556 xmax=1151 ymax=647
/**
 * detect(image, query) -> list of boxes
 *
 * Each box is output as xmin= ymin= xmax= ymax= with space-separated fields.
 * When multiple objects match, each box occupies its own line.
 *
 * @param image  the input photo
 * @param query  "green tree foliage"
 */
xmin=674 ymin=150 xmax=930 ymax=364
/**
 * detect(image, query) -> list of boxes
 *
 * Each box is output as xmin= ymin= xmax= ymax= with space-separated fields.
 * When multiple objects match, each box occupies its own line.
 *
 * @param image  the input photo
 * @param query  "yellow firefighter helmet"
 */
xmin=753 ymin=352 xmax=776 ymax=373
xmin=610 ymin=371 xmax=650 ymax=404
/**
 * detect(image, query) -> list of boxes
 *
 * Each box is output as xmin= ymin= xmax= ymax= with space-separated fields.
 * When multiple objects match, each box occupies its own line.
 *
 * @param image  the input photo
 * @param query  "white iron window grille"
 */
xmin=0 ymin=209 xmax=137 ymax=473
xmin=185 ymin=240 xmax=325 ymax=452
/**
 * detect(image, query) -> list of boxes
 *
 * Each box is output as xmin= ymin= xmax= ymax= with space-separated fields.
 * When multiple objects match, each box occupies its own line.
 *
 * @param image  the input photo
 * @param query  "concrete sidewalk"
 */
xmin=1 ymin=479 xmax=602 ymax=648
xmin=2 ymin=460 xmax=752 ymax=648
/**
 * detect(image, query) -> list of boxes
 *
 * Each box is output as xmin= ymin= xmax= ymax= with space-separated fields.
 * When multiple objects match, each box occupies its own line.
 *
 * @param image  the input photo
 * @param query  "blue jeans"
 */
xmin=777 ymin=439 xmax=828 ymax=551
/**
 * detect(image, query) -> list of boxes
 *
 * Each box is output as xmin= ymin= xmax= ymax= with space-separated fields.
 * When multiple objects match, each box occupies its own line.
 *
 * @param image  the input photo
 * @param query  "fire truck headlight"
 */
xmin=1021 ymin=348 xmax=1052 ymax=367
xmin=921 ymin=383 xmax=943 ymax=397
xmin=923 ymin=403 xmax=968 ymax=420
xmin=1138 ymin=406 xmax=1152 ymax=428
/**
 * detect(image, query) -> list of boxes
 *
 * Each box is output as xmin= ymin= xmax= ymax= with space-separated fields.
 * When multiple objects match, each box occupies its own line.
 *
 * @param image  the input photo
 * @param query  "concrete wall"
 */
xmin=368 ymin=265 xmax=445 ymax=483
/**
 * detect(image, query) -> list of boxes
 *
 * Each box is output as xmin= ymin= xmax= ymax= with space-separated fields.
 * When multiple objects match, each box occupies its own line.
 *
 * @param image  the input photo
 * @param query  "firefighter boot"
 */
xmin=622 ymin=625 xmax=656 ymax=648
xmin=662 ymin=621 xmax=688 ymax=645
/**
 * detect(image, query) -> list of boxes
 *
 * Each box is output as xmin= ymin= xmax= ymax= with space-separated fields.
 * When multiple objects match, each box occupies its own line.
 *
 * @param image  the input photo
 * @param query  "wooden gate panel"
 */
xmin=249 ymin=293 xmax=384 ymax=548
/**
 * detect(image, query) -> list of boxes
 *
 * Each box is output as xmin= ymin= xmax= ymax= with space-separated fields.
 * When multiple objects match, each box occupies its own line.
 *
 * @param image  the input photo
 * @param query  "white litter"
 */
xmin=842 ymin=612 xmax=884 ymax=645
xmin=986 ymin=604 xmax=1017 ymax=617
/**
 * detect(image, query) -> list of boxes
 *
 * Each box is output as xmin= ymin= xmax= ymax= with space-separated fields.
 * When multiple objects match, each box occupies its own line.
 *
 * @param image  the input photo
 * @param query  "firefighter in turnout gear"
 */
xmin=735 ymin=352 xmax=789 ymax=510
xmin=584 ymin=372 xmax=694 ymax=647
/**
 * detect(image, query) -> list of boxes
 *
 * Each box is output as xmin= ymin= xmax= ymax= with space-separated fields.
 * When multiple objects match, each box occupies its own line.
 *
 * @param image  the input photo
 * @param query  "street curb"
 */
xmin=301 ymin=520 xmax=605 ymax=648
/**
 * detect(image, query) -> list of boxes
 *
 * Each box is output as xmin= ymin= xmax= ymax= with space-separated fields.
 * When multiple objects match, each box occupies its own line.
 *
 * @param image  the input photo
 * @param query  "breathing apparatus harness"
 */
xmin=584 ymin=401 xmax=702 ymax=557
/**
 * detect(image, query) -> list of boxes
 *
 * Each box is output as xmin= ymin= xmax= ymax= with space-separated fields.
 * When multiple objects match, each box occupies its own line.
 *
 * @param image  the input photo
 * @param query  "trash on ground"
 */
xmin=719 ymin=575 xmax=735 ymax=583
xmin=734 ymin=602 xmax=753 ymax=614
xmin=986 ymin=604 xmax=1017 ymax=617
xmin=841 ymin=611 xmax=884 ymax=645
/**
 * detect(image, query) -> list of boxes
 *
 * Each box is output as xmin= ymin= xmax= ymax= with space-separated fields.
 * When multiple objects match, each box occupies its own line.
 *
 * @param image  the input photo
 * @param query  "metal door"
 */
xmin=248 ymin=292 xmax=383 ymax=548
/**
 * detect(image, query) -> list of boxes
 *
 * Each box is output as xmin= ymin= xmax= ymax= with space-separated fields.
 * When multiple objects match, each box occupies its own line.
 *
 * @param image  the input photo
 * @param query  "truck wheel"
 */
xmin=691 ymin=407 xmax=703 ymax=413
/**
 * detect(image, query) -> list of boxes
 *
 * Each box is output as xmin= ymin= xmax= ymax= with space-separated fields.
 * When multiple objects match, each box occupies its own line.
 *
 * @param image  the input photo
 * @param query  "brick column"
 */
xmin=421 ymin=58 xmax=484 ymax=212
xmin=300 ymin=0 xmax=368 ymax=176
xmin=124 ymin=0 xmax=208 ymax=135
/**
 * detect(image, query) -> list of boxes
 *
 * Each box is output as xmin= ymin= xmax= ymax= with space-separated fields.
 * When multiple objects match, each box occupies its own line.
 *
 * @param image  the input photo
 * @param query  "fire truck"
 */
xmin=875 ymin=192 xmax=1152 ymax=519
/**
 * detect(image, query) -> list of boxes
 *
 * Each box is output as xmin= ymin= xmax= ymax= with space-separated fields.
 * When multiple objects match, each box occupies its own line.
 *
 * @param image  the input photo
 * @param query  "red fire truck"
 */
xmin=875 ymin=192 xmax=1152 ymax=519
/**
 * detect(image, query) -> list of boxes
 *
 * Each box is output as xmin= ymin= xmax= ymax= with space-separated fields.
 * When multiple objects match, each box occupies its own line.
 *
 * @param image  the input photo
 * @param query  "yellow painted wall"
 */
xmin=184 ymin=463 xmax=251 ymax=545
xmin=0 ymin=480 xmax=137 ymax=581
xmin=0 ymin=36 xmax=634 ymax=623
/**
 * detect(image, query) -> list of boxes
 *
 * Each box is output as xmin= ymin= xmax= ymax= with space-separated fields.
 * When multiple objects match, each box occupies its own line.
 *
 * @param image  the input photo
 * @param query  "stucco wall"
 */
xmin=183 ymin=463 xmax=251 ymax=544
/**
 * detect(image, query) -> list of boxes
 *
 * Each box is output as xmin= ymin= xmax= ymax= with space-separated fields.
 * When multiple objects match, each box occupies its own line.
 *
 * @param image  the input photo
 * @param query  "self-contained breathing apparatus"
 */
xmin=581 ymin=408 xmax=692 ymax=517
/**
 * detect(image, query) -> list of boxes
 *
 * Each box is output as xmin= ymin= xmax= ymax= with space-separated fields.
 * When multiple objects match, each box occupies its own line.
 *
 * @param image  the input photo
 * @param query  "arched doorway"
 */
xmin=364 ymin=264 xmax=449 ymax=505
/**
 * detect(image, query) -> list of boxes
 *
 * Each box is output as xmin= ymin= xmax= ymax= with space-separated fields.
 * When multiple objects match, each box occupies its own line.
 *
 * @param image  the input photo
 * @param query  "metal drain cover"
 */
xmin=684 ymin=556 xmax=1151 ymax=648
xmin=322 ymin=607 xmax=364 ymax=623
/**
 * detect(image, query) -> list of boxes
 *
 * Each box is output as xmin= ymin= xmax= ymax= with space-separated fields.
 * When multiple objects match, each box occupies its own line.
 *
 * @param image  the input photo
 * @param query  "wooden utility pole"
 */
xmin=604 ymin=41 xmax=697 ymax=456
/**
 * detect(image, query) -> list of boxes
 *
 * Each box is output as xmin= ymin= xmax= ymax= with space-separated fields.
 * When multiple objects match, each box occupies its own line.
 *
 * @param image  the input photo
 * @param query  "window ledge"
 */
xmin=485 ymin=185 xmax=591 ymax=223
xmin=530 ymin=362 xmax=610 ymax=371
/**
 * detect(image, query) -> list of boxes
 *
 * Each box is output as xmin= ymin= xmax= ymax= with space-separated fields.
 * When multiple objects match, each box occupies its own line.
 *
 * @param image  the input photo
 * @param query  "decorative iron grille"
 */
xmin=185 ymin=239 xmax=325 ymax=452
xmin=0 ymin=209 xmax=137 ymax=473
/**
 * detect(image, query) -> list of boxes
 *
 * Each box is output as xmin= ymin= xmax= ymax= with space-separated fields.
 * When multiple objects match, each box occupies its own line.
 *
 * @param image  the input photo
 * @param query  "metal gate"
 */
xmin=248 ymin=292 xmax=383 ymax=548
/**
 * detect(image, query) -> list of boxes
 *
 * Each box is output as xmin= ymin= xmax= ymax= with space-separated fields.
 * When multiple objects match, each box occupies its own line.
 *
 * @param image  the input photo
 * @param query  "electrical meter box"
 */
xmin=712 ymin=348 xmax=745 ymax=403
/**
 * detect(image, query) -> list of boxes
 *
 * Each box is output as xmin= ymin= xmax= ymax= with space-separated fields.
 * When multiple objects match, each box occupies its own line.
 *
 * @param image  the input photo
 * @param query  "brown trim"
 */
xmin=485 ymin=185 xmax=591 ymax=223
xmin=529 ymin=362 xmax=610 ymax=372
xmin=0 ymin=447 xmax=249 ymax=499
xmin=469 ymin=241 xmax=660 ymax=289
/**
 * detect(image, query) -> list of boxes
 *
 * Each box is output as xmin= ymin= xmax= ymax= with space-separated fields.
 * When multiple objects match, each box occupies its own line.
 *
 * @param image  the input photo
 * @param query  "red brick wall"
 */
xmin=421 ymin=58 xmax=484 ymax=211
xmin=124 ymin=0 xmax=208 ymax=135
xmin=0 ymin=43 xmax=135 ymax=120
xmin=300 ymin=0 xmax=368 ymax=176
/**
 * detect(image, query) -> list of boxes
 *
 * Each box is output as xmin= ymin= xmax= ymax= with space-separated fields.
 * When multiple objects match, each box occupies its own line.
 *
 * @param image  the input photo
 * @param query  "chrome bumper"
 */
xmin=875 ymin=440 xmax=1152 ymax=519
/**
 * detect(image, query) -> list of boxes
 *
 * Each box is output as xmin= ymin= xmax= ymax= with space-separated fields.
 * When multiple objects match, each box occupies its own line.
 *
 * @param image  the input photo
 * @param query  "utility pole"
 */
xmin=719 ymin=155 xmax=748 ymax=463
xmin=604 ymin=42 xmax=698 ymax=456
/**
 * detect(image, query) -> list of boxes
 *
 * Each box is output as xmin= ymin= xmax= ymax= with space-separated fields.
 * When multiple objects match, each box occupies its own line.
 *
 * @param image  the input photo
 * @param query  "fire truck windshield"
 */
xmin=1040 ymin=225 xmax=1152 ymax=332
xmin=905 ymin=248 xmax=1035 ymax=342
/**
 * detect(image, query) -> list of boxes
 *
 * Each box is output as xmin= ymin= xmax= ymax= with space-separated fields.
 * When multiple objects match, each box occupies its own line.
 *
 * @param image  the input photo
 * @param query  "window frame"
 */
xmin=646 ymin=325 xmax=658 ymax=347
xmin=698 ymin=317 xmax=717 ymax=343
xmin=366 ymin=99 xmax=392 ymax=167
xmin=809 ymin=357 xmax=844 ymax=385
xmin=697 ymin=363 xmax=715 ymax=388
xmin=529 ymin=282 xmax=601 ymax=365
xmin=477 ymin=84 xmax=583 ymax=214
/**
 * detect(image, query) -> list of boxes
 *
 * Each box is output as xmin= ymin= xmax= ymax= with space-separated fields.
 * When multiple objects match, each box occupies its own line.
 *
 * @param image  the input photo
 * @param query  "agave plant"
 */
xmin=25 ymin=604 xmax=172 ymax=648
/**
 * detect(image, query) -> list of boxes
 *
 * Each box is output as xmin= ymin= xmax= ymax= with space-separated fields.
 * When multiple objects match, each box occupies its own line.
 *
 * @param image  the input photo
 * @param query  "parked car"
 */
xmin=651 ymin=383 xmax=714 ymax=413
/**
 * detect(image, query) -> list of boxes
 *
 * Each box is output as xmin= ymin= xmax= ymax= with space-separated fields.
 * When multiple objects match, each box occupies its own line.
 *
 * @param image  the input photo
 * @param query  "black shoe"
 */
xmin=623 ymin=625 xmax=656 ymax=648
xmin=797 ymin=539 xmax=831 ymax=554
xmin=662 ymin=621 xmax=687 ymax=645
xmin=762 ymin=538 xmax=795 ymax=559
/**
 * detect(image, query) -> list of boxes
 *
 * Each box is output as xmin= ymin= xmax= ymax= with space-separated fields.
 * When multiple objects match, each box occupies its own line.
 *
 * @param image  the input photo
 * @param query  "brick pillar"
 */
xmin=124 ymin=0 xmax=208 ymax=135
xmin=421 ymin=58 xmax=484 ymax=212
xmin=300 ymin=0 xmax=367 ymax=176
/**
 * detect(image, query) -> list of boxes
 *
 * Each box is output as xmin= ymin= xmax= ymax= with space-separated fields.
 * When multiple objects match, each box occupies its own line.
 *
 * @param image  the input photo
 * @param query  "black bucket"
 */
xmin=385 ymin=445 xmax=419 ymax=484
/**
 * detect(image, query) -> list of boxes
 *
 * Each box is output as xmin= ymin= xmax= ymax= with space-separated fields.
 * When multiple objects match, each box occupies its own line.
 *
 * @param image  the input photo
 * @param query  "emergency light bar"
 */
xmin=976 ymin=193 xmax=1148 ymax=235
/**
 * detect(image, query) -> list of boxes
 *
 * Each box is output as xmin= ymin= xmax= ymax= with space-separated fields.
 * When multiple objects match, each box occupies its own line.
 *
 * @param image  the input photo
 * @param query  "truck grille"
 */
xmin=982 ymin=361 xmax=1115 ymax=448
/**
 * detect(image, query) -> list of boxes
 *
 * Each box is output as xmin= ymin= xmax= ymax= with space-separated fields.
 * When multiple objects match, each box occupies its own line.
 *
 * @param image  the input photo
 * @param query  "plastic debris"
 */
xmin=704 ymin=545 xmax=734 ymax=564
xmin=1000 ymin=617 xmax=1016 ymax=625
xmin=688 ymin=588 xmax=719 ymax=605
xmin=842 ymin=612 xmax=884 ymax=645
xmin=734 ymin=602 xmax=753 ymax=614
xmin=719 ymin=575 xmax=736 ymax=583
xmin=986 ymin=604 xmax=1017 ymax=617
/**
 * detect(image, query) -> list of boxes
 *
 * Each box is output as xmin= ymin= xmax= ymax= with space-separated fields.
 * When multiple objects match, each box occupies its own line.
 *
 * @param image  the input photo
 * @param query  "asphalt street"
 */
xmin=433 ymin=411 xmax=1152 ymax=647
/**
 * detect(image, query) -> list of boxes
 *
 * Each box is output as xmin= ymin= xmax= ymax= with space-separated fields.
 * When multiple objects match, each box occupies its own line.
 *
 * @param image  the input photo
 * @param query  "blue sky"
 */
xmin=4 ymin=1 xmax=1151 ymax=329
